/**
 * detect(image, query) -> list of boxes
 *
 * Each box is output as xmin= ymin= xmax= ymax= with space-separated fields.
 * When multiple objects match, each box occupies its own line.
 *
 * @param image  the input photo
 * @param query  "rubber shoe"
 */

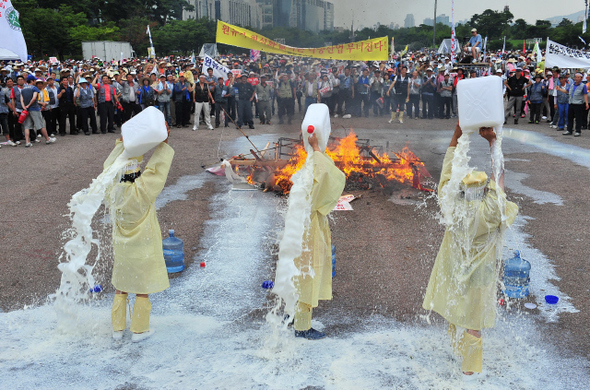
xmin=6 ymin=140 xmax=16 ymax=146
xmin=131 ymin=328 xmax=155 ymax=343
xmin=34 ymin=138 xmax=40 ymax=143
xmin=46 ymin=137 xmax=57 ymax=144
xmin=294 ymin=328 xmax=326 ymax=340
xmin=192 ymin=126 xmax=198 ymax=131
xmin=112 ymin=331 xmax=123 ymax=340
xmin=36 ymin=134 xmax=42 ymax=138
xmin=25 ymin=142 xmax=32 ymax=147
xmin=563 ymin=131 xmax=573 ymax=135
xmin=574 ymin=132 xmax=581 ymax=137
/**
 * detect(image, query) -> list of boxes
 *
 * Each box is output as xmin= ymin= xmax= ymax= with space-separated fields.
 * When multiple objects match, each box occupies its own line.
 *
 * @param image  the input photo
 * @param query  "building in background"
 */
xmin=423 ymin=14 xmax=451 ymax=27
xmin=256 ymin=0 xmax=275 ymax=28
xmin=404 ymin=14 xmax=415 ymax=28
xmin=183 ymin=0 xmax=333 ymax=32
xmin=183 ymin=0 xmax=261 ymax=28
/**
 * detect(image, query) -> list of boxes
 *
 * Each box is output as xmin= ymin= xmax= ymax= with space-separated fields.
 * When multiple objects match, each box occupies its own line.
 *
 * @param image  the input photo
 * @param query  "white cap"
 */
xmin=471 ymin=28 xmax=477 ymax=32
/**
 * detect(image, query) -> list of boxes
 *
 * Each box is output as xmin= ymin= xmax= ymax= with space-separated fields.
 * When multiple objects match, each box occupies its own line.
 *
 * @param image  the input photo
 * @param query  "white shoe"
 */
xmin=342 ymin=114 xmax=351 ymax=119
xmin=208 ymin=126 xmax=214 ymax=130
xmin=36 ymin=134 xmax=42 ymax=138
xmin=25 ymin=142 xmax=32 ymax=147
xmin=6 ymin=140 xmax=16 ymax=146
xmin=334 ymin=114 xmax=339 ymax=118
xmin=15 ymin=140 xmax=21 ymax=145
xmin=131 ymin=328 xmax=155 ymax=343
xmin=112 ymin=331 xmax=123 ymax=340
xmin=46 ymin=137 xmax=57 ymax=144
xmin=192 ymin=127 xmax=197 ymax=131
xmin=34 ymin=138 xmax=40 ymax=143
xmin=542 ymin=116 xmax=547 ymax=120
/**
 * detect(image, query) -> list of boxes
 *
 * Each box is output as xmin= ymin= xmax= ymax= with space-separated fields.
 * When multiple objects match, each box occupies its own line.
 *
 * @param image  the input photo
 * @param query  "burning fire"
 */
xmin=259 ymin=131 xmax=428 ymax=194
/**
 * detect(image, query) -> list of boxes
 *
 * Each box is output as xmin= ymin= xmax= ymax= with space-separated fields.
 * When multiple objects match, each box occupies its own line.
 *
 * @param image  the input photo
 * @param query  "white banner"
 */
xmin=202 ymin=54 xmax=231 ymax=81
xmin=0 ymin=1 xmax=28 ymax=62
xmin=545 ymin=38 xmax=590 ymax=69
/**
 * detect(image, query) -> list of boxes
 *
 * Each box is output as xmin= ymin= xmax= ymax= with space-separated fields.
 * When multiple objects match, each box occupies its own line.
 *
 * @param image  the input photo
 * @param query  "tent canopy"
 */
xmin=199 ymin=43 xmax=219 ymax=58
xmin=0 ymin=47 xmax=20 ymax=61
xmin=438 ymin=39 xmax=460 ymax=55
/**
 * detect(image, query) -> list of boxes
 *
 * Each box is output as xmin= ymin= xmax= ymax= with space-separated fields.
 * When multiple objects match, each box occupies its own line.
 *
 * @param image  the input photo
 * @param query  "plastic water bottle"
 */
xmin=331 ymin=245 xmax=336 ymax=278
xmin=503 ymin=251 xmax=531 ymax=298
xmin=162 ymin=229 xmax=185 ymax=273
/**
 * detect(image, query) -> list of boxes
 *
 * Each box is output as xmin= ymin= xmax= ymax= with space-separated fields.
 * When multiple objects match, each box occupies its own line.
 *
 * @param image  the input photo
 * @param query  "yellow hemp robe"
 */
xmin=103 ymin=140 xmax=175 ymax=295
xmin=295 ymin=151 xmax=346 ymax=307
xmin=422 ymin=147 xmax=518 ymax=330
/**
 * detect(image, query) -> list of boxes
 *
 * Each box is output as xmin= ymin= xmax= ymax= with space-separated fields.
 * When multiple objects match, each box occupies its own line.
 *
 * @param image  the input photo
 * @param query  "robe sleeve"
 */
xmin=438 ymin=146 xmax=455 ymax=192
xmin=311 ymin=151 xmax=346 ymax=216
xmin=103 ymin=139 xmax=125 ymax=170
xmin=132 ymin=142 xmax=175 ymax=204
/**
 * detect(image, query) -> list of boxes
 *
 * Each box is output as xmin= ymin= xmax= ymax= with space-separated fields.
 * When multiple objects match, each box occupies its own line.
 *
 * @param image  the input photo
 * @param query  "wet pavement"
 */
xmin=0 ymin=112 xmax=589 ymax=388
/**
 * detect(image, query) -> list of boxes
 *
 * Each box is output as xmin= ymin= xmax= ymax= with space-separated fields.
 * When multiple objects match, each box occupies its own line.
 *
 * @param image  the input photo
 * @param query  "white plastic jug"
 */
xmin=301 ymin=103 xmax=331 ymax=154
xmin=456 ymin=76 xmax=504 ymax=132
xmin=121 ymin=107 xmax=168 ymax=157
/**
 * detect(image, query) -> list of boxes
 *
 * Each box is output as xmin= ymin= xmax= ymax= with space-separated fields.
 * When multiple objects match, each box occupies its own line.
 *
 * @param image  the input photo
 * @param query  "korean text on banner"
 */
xmin=202 ymin=54 xmax=231 ymax=81
xmin=546 ymin=38 xmax=590 ymax=69
xmin=0 ymin=0 xmax=28 ymax=62
xmin=216 ymin=21 xmax=388 ymax=61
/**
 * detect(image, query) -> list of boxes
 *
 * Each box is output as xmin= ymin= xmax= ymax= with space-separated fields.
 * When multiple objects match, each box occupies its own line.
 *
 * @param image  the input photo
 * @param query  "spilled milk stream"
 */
xmin=0 ymin=132 xmax=587 ymax=389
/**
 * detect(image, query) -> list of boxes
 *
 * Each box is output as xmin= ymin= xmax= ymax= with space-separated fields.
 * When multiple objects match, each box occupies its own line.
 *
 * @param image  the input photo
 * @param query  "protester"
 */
xmin=213 ymin=77 xmax=229 ymax=128
xmin=255 ymin=75 xmax=272 ymax=125
xmin=236 ymin=75 xmax=255 ymax=129
xmin=193 ymin=74 xmax=214 ymax=131
xmin=121 ymin=73 xmax=142 ymax=123
xmin=292 ymin=130 xmax=345 ymax=340
xmin=565 ymin=72 xmax=589 ymax=137
xmin=156 ymin=74 xmax=172 ymax=126
xmin=173 ymin=72 xmax=191 ymax=128
xmin=423 ymin=124 xmax=518 ymax=376
xmin=75 ymin=77 xmax=98 ymax=135
xmin=57 ymin=76 xmax=76 ymax=136
xmin=104 ymin=121 xmax=174 ymax=343
xmin=276 ymin=73 xmax=295 ymax=124
xmin=20 ymin=75 xmax=56 ymax=147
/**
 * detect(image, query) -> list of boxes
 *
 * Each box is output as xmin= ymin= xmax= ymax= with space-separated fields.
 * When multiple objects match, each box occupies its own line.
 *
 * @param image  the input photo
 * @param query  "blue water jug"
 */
xmin=331 ymin=245 xmax=336 ymax=278
xmin=503 ymin=251 xmax=531 ymax=298
xmin=163 ymin=229 xmax=185 ymax=273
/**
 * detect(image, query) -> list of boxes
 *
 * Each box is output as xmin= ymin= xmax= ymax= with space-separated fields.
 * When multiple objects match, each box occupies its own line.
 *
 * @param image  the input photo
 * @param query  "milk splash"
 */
xmin=53 ymin=152 xmax=132 ymax=333
xmin=265 ymin=152 xmax=314 ymax=346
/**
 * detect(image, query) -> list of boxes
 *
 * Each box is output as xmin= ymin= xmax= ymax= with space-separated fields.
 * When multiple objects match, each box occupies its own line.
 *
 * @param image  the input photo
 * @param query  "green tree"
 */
xmin=469 ymin=9 xmax=513 ymax=39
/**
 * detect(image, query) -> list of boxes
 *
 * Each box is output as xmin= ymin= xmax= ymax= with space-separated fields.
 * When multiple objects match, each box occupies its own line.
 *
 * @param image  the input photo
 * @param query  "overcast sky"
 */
xmin=334 ymin=0 xmax=585 ymax=28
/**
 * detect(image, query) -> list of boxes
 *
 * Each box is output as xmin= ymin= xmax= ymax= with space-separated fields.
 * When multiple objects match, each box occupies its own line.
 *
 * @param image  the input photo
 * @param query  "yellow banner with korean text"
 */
xmin=216 ymin=21 xmax=389 ymax=61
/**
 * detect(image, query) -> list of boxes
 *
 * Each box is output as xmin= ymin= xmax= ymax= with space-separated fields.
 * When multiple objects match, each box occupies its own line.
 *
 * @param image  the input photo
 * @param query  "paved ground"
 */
xmin=1 ymin=109 xmax=588 ymax=374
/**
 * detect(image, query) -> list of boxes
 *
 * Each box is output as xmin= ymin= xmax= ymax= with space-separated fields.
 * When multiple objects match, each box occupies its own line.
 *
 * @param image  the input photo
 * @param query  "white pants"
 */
xmin=194 ymin=102 xmax=212 ymax=129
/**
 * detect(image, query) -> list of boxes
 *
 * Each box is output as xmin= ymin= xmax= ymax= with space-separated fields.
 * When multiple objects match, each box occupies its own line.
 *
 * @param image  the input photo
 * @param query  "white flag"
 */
xmin=0 ymin=1 xmax=28 ymax=62
xmin=534 ymin=41 xmax=542 ymax=62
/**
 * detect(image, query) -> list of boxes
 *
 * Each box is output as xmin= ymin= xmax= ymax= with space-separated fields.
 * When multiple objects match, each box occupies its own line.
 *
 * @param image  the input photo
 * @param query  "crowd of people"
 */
xmin=1 ymin=46 xmax=589 ymax=149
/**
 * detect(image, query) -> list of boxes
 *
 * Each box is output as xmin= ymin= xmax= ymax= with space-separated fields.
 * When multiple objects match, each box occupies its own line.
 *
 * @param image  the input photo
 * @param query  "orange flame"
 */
xmin=249 ymin=130 xmax=427 ymax=194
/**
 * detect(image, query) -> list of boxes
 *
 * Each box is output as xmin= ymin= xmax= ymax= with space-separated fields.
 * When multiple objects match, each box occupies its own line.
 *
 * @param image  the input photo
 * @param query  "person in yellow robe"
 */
xmin=422 ymin=125 xmax=518 ymax=375
xmin=103 ymin=125 xmax=174 ymax=342
xmin=293 ymin=133 xmax=346 ymax=340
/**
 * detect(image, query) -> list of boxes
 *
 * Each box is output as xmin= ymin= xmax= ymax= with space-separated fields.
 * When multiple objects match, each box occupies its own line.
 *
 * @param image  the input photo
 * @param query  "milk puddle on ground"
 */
xmin=1 ymin=133 xmax=588 ymax=389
